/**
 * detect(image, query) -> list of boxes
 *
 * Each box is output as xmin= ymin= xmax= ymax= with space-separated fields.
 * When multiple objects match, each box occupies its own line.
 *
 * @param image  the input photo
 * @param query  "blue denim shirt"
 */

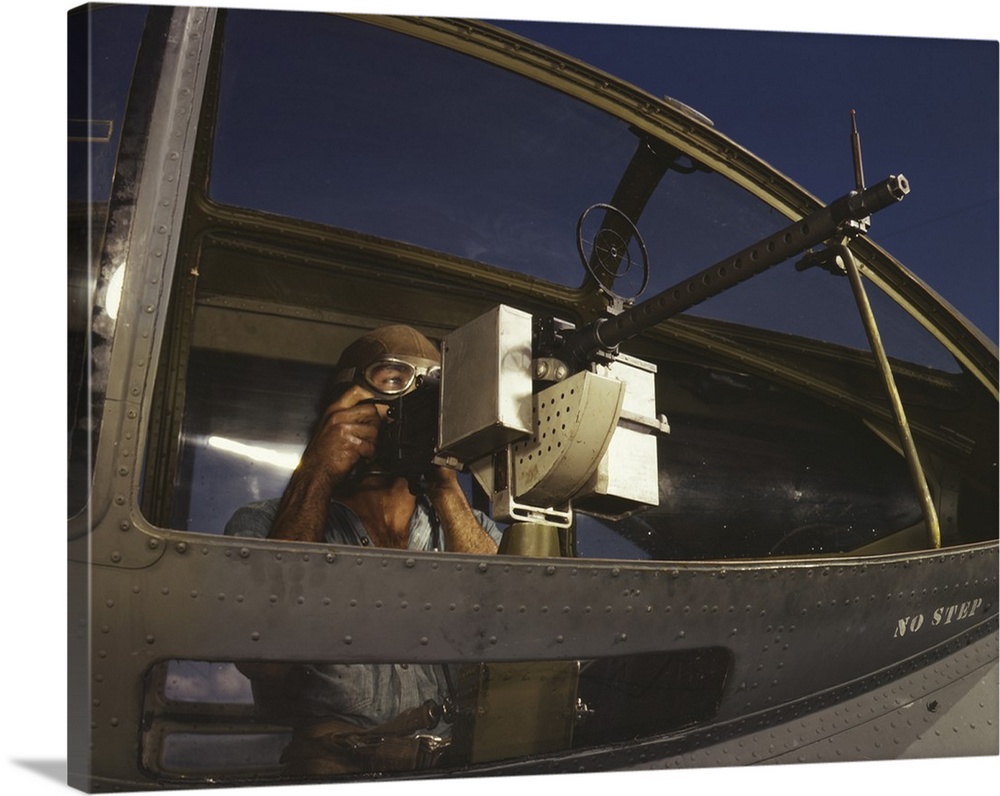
xmin=224 ymin=497 xmax=502 ymax=729
xmin=226 ymin=496 xmax=501 ymax=552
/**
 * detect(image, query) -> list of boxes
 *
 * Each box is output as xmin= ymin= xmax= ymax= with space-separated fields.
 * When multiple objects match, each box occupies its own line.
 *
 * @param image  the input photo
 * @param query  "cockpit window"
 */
xmin=210 ymin=12 xmax=637 ymax=284
xmin=209 ymin=11 xmax=965 ymax=377
xmin=68 ymin=4 xmax=147 ymax=204
xmin=68 ymin=4 xmax=148 ymax=516
xmin=143 ymin=651 xmax=730 ymax=782
xmin=143 ymin=9 xmax=993 ymax=548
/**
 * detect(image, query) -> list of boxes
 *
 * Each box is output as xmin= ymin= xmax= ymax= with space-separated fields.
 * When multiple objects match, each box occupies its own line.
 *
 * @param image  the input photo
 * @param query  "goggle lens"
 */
xmin=365 ymin=360 xmax=417 ymax=395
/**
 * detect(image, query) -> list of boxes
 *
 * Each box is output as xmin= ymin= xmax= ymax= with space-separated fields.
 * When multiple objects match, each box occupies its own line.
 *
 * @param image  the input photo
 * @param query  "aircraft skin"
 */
xmin=67 ymin=6 xmax=998 ymax=791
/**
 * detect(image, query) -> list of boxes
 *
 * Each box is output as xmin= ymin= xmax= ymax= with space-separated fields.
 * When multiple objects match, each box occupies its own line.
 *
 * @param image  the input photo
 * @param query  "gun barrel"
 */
xmin=565 ymin=174 xmax=909 ymax=363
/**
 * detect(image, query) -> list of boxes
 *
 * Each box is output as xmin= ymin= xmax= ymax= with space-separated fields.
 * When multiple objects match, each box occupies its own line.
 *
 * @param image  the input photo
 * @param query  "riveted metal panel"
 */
xmin=84 ymin=529 xmax=997 ymax=786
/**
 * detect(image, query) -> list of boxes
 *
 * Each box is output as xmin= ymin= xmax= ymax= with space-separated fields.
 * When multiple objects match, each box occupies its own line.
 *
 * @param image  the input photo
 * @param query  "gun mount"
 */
xmin=434 ymin=173 xmax=910 ymax=529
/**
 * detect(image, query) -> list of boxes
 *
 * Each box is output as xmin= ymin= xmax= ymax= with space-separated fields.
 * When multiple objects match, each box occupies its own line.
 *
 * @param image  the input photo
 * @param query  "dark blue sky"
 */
xmin=59 ymin=1 xmax=1000 ymax=346
xmin=489 ymin=16 xmax=998 ymax=343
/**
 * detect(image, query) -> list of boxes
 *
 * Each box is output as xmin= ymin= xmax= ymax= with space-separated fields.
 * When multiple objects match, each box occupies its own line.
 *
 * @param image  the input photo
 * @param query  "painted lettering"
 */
xmin=894 ymin=614 xmax=924 ymax=638
xmin=895 ymin=595 xmax=986 ymax=638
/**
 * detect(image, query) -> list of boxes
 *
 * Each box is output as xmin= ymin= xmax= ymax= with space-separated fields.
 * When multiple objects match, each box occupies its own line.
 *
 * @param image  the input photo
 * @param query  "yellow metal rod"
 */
xmin=835 ymin=242 xmax=941 ymax=549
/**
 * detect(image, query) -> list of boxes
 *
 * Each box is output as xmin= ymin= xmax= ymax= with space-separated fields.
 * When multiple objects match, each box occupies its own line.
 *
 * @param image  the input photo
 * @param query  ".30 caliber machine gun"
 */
xmin=430 ymin=167 xmax=910 ymax=545
xmin=385 ymin=114 xmax=936 ymax=553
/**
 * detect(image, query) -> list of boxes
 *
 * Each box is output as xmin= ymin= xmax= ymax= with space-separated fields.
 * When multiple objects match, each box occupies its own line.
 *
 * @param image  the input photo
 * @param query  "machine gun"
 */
xmin=559 ymin=173 xmax=909 ymax=368
xmin=379 ymin=106 xmax=916 ymax=542
xmin=428 ymin=171 xmax=909 ymax=536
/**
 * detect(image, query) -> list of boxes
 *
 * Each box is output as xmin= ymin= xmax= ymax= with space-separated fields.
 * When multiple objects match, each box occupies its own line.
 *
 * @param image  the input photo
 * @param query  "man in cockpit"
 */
xmin=225 ymin=324 xmax=502 ymax=776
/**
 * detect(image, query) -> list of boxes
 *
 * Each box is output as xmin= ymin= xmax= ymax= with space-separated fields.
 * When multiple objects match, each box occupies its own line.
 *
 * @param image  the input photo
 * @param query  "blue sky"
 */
xmin=60 ymin=1 xmax=1000 ymax=346
xmin=490 ymin=17 xmax=998 ymax=343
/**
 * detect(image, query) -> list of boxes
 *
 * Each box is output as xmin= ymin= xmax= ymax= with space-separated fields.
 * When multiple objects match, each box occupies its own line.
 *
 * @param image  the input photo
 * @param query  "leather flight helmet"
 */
xmin=333 ymin=325 xmax=441 ymax=398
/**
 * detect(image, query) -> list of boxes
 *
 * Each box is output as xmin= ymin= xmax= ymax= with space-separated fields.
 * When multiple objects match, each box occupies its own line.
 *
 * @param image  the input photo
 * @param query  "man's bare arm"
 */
xmin=269 ymin=386 xmax=380 ymax=542
xmin=426 ymin=468 xmax=499 ymax=555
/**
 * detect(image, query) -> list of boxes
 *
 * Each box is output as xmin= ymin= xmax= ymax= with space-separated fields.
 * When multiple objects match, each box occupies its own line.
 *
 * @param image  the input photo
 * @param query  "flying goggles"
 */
xmin=338 ymin=356 xmax=441 ymax=400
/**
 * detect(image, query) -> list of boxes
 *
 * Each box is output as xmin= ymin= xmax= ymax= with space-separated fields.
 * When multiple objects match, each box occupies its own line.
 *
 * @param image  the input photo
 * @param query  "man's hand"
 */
xmin=268 ymin=385 xmax=384 ymax=542
xmin=298 ymin=385 xmax=385 ymax=488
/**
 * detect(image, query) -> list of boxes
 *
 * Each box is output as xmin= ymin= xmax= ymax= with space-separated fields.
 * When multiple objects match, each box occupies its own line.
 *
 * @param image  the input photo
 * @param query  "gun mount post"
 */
xmin=835 ymin=241 xmax=942 ymax=549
